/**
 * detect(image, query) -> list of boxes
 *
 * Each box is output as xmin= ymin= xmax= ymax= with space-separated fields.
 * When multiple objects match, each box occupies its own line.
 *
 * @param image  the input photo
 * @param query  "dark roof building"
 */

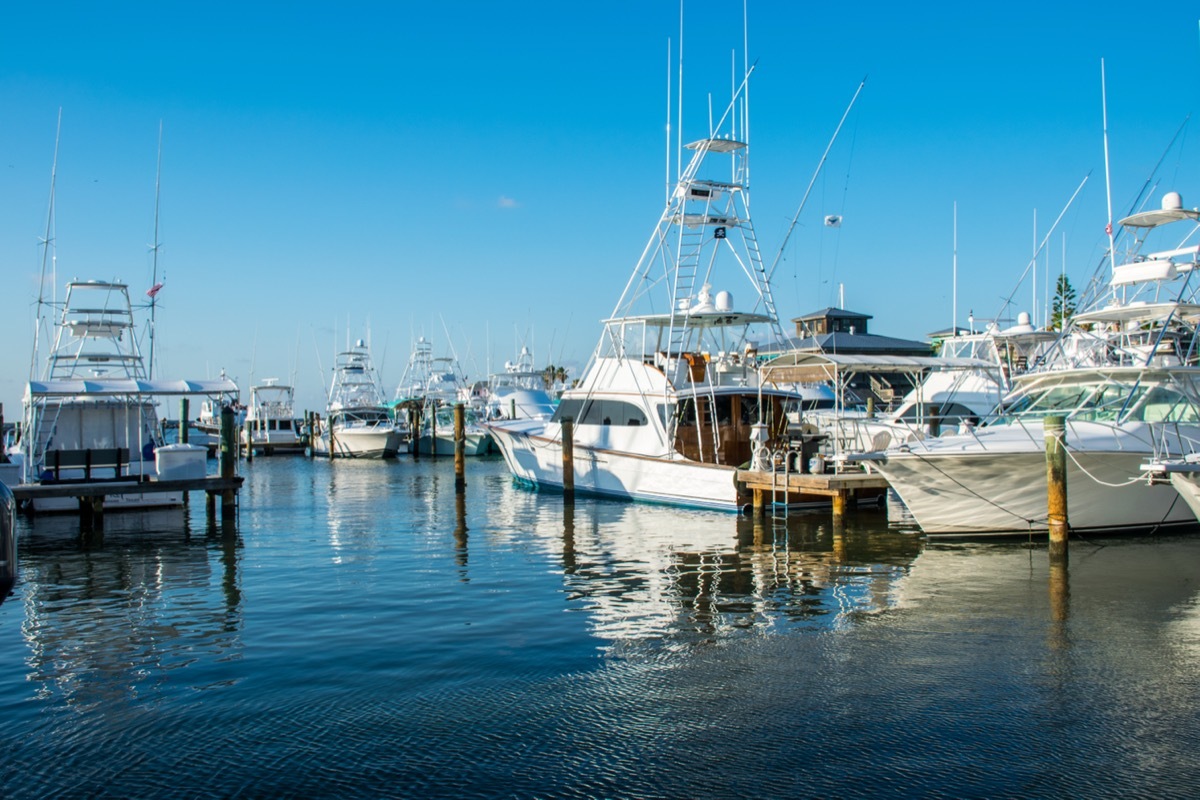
xmin=769 ymin=307 xmax=932 ymax=357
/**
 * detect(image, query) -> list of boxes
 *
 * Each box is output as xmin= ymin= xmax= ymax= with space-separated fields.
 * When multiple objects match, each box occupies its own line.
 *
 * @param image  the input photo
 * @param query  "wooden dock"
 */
xmin=10 ymin=475 xmax=244 ymax=531
xmin=735 ymin=468 xmax=890 ymax=517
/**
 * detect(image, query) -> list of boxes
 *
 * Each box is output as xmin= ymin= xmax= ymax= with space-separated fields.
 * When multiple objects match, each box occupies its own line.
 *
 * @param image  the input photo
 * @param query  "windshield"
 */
xmin=999 ymin=376 xmax=1200 ymax=424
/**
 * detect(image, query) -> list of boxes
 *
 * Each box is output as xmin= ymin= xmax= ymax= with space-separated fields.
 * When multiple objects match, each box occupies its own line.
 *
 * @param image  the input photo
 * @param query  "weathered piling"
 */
xmin=866 ymin=397 xmax=875 ymax=419
xmin=328 ymin=413 xmax=335 ymax=460
xmin=1045 ymin=414 xmax=1068 ymax=561
xmin=244 ymin=418 xmax=254 ymax=462
xmin=0 ymin=404 xmax=7 ymax=464
xmin=510 ymin=398 xmax=516 ymax=420
xmin=454 ymin=403 xmax=466 ymax=491
xmin=430 ymin=404 xmax=438 ymax=458
xmin=562 ymin=418 xmax=574 ymax=498
xmin=219 ymin=406 xmax=238 ymax=515
xmin=410 ymin=406 xmax=420 ymax=461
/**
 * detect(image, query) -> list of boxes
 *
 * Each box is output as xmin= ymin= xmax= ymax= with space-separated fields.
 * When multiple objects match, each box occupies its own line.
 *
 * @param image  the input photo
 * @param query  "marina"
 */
xmin=3 ymin=3 xmax=1200 ymax=797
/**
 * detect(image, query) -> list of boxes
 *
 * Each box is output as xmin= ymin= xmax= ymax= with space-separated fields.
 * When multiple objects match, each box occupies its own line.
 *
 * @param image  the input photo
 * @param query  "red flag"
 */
xmin=1105 ymin=222 xmax=1113 ymax=236
xmin=146 ymin=282 xmax=164 ymax=298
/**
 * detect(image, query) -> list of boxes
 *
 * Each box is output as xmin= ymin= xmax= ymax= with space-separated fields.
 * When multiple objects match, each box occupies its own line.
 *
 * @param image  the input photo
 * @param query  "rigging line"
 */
xmin=994 ymin=172 xmax=1090 ymax=323
xmin=1059 ymin=443 xmax=1144 ymax=488
xmin=767 ymin=76 xmax=866 ymax=285
xmin=826 ymin=107 xmax=861 ymax=303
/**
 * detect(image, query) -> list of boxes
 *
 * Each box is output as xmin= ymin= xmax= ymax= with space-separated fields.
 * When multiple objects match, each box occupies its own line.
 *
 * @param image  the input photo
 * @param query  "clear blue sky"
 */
xmin=2 ymin=2 xmax=1198 ymax=418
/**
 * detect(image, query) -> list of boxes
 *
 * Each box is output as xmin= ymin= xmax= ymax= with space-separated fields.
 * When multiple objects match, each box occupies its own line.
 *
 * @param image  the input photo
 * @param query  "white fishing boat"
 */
xmin=312 ymin=340 xmax=403 ymax=459
xmin=394 ymin=335 xmax=492 ymax=456
xmin=241 ymin=378 xmax=303 ymax=454
xmin=487 ymin=63 xmax=810 ymax=511
xmin=484 ymin=346 xmax=558 ymax=422
xmin=11 ymin=280 xmax=237 ymax=512
xmin=860 ymin=192 xmax=1200 ymax=536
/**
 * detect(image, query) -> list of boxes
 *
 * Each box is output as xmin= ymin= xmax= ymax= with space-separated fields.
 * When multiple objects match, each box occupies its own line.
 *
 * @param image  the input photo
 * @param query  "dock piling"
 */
xmin=219 ymin=406 xmax=237 ymax=516
xmin=454 ymin=403 xmax=466 ymax=491
xmin=562 ymin=418 xmax=574 ymax=498
xmin=1045 ymin=414 xmax=1068 ymax=561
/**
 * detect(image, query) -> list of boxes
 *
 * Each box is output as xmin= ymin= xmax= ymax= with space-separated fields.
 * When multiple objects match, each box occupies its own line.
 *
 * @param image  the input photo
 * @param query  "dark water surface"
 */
xmin=2 ymin=456 xmax=1199 ymax=798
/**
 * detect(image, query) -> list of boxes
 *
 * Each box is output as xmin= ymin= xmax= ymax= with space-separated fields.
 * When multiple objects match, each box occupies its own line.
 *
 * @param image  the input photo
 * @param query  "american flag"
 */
xmin=146 ymin=282 xmax=164 ymax=298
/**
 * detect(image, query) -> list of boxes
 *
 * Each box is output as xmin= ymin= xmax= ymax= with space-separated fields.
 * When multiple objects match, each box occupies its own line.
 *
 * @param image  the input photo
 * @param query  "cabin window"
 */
xmin=553 ymin=398 xmax=647 ymax=426
xmin=1133 ymin=385 xmax=1200 ymax=423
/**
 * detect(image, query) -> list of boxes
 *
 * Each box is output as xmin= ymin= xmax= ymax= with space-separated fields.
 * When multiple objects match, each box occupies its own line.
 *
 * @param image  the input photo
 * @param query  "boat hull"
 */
xmin=413 ymin=432 xmax=492 ymax=457
xmin=489 ymin=423 xmax=745 ymax=511
xmin=312 ymin=428 xmax=401 ymax=459
xmin=875 ymin=445 xmax=1197 ymax=536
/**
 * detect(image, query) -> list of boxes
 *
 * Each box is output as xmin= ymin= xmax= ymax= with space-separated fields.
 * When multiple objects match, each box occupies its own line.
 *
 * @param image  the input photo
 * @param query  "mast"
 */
xmin=1101 ymin=58 xmax=1117 ymax=273
xmin=31 ymin=110 xmax=62 ymax=380
xmin=148 ymin=121 xmax=163 ymax=378
xmin=952 ymin=201 xmax=957 ymax=334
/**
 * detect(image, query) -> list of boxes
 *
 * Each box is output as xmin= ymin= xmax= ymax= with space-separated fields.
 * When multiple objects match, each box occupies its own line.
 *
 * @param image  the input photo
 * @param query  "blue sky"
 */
xmin=2 ymin=2 xmax=1198 ymax=418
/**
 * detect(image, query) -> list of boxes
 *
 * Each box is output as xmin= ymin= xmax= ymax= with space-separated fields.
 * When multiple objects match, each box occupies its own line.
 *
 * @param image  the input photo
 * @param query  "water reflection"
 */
xmin=13 ymin=508 xmax=243 ymax=709
xmin=518 ymin=495 xmax=924 ymax=647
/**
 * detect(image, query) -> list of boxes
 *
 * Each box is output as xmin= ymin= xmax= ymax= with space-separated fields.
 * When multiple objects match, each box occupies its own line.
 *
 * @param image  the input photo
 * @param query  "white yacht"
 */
xmin=242 ymin=379 xmax=303 ymax=454
xmin=312 ymin=340 xmax=403 ymax=459
xmin=862 ymin=192 xmax=1200 ymax=536
xmin=12 ymin=280 xmax=237 ymax=512
xmin=487 ymin=66 xmax=806 ymax=510
xmin=394 ymin=335 xmax=492 ymax=456
xmin=484 ymin=346 xmax=558 ymax=422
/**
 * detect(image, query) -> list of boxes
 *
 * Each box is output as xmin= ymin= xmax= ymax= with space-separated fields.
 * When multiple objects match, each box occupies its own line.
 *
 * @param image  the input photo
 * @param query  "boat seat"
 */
xmin=42 ymin=447 xmax=131 ymax=483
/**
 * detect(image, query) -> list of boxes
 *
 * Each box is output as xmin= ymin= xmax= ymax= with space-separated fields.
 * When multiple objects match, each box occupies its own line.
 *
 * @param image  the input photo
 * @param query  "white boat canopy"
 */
xmin=759 ymin=353 xmax=998 ymax=385
xmin=25 ymin=377 xmax=240 ymax=399
xmin=604 ymin=310 xmax=775 ymax=330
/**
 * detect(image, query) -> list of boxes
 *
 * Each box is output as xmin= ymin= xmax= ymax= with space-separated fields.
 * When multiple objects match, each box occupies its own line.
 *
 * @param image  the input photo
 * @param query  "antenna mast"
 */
xmin=1101 ymin=59 xmax=1116 ymax=272
xmin=31 ymin=110 xmax=62 ymax=380
xmin=148 ymin=121 xmax=163 ymax=378
xmin=952 ymin=201 xmax=958 ymax=334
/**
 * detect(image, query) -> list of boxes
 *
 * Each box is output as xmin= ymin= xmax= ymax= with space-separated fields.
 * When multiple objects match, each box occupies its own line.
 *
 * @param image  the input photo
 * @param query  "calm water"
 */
xmin=2 ymin=455 xmax=1200 ymax=798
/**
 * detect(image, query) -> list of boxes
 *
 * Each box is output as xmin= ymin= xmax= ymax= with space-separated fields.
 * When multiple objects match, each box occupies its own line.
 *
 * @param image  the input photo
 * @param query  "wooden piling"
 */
xmin=411 ymin=406 xmax=421 ymax=461
xmin=562 ymin=418 xmax=574 ymax=498
xmin=1045 ymin=414 xmax=1068 ymax=561
xmin=430 ymin=403 xmax=438 ymax=458
xmin=179 ymin=398 xmax=189 ymax=444
xmin=831 ymin=491 xmax=847 ymax=520
xmin=510 ymin=397 xmax=516 ymax=420
xmin=219 ymin=406 xmax=237 ymax=515
xmin=866 ymin=397 xmax=875 ymax=419
xmin=454 ymin=403 xmax=466 ymax=491
xmin=244 ymin=418 xmax=254 ymax=462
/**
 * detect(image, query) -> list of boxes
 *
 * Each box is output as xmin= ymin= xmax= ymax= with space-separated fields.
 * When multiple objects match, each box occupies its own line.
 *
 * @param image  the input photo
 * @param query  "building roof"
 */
xmin=769 ymin=331 xmax=932 ymax=356
xmin=791 ymin=307 xmax=873 ymax=323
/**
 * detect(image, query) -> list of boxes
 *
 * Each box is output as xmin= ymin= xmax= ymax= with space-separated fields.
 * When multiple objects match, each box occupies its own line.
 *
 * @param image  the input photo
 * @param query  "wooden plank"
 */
xmin=10 ymin=476 xmax=243 ymax=501
xmin=735 ymin=469 xmax=890 ymax=495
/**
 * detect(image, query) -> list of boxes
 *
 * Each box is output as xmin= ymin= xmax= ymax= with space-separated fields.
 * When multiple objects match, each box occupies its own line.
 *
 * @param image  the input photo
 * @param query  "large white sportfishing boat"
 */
xmin=487 ymin=63 xmax=806 ymax=511
xmin=862 ymin=192 xmax=1200 ymax=536
xmin=312 ymin=340 xmax=403 ymax=459
xmin=242 ymin=378 xmax=303 ymax=454
xmin=11 ymin=280 xmax=237 ymax=512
